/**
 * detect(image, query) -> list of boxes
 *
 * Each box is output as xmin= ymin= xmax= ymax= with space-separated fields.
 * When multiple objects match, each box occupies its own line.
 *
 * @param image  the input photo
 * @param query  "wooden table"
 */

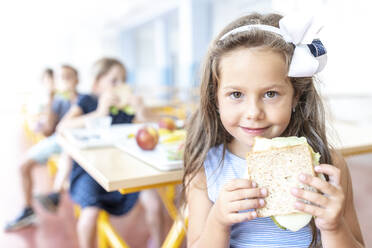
xmin=57 ymin=133 xmax=183 ymax=192
xmin=328 ymin=121 xmax=372 ymax=157
xmin=57 ymin=120 xmax=372 ymax=192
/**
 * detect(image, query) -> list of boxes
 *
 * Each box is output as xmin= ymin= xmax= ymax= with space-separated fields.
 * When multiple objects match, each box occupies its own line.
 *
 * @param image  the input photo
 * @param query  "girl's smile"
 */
xmin=239 ymin=126 xmax=270 ymax=135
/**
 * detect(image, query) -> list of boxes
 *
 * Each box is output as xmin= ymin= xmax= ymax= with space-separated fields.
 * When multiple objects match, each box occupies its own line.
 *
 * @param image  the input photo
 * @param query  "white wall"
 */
xmin=212 ymin=0 xmax=272 ymax=36
xmin=0 ymin=0 xmax=148 ymax=112
xmin=1 ymin=0 xmax=371 ymax=114
xmin=272 ymin=0 xmax=372 ymax=96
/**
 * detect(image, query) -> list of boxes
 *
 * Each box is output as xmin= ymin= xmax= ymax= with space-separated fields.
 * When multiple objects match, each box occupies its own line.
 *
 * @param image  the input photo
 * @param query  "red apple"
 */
xmin=136 ymin=126 xmax=159 ymax=150
xmin=158 ymin=117 xmax=176 ymax=131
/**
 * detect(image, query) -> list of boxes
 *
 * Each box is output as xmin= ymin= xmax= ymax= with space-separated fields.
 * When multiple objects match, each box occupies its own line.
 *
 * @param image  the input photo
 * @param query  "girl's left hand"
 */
xmin=291 ymin=164 xmax=345 ymax=233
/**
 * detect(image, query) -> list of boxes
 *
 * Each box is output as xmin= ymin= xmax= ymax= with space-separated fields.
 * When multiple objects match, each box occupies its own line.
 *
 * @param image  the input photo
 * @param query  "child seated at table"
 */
xmin=28 ymin=68 xmax=55 ymax=127
xmin=57 ymin=57 xmax=164 ymax=248
xmin=5 ymin=65 xmax=80 ymax=231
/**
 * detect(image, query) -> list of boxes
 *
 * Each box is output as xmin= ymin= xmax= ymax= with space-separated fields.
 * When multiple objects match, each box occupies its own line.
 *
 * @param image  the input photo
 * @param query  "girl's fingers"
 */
xmin=229 ymin=211 xmax=257 ymax=223
xmin=291 ymin=188 xmax=329 ymax=207
xmin=224 ymin=179 xmax=256 ymax=191
xmin=299 ymin=173 xmax=338 ymax=196
xmin=294 ymin=201 xmax=325 ymax=218
xmin=230 ymin=187 xmax=267 ymax=201
xmin=315 ymin=164 xmax=341 ymax=187
xmin=229 ymin=198 xmax=265 ymax=212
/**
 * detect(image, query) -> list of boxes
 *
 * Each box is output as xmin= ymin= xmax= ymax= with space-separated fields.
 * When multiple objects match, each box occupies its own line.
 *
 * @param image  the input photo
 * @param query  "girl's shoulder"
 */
xmin=204 ymin=144 xmax=224 ymax=168
xmin=204 ymin=144 xmax=244 ymax=169
xmin=206 ymin=144 xmax=224 ymax=157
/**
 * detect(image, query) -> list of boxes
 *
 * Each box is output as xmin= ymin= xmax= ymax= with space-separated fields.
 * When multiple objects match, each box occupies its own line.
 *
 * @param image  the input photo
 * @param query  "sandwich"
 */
xmin=246 ymin=136 xmax=324 ymax=232
xmin=112 ymin=84 xmax=135 ymax=115
xmin=114 ymin=84 xmax=132 ymax=108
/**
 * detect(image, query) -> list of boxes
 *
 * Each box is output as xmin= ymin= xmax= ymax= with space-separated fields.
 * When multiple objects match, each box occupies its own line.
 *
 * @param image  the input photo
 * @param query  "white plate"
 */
xmin=115 ymin=138 xmax=183 ymax=171
xmin=114 ymin=124 xmax=183 ymax=171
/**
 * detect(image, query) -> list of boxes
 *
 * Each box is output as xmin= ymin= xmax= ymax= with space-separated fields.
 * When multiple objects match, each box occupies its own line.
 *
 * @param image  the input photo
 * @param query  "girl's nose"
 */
xmin=244 ymin=100 xmax=263 ymax=120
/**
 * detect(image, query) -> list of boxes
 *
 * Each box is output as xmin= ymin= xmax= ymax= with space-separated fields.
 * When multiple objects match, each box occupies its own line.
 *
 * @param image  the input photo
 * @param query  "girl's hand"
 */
xmin=291 ymin=164 xmax=345 ymax=233
xmin=97 ymin=91 xmax=119 ymax=115
xmin=212 ymin=179 xmax=267 ymax=228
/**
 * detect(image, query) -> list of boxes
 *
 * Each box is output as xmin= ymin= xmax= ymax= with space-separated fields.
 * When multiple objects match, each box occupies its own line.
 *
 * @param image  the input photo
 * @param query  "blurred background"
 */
xmin=0 ymin=0 xmax=371 ymax=247
xmin=1 ymin=0 xmax=372 ymax=108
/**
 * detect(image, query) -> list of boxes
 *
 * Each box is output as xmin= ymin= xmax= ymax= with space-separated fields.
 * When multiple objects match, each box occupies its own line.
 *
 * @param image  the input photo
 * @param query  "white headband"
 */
xmin=219 ymin=13 xmax=327 ymax=77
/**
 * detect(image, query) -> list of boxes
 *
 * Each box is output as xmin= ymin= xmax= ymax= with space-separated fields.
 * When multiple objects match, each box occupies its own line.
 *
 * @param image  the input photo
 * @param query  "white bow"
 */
xmin=279 ymin=13 xmax=327 ymax=77
xmin=219 ymin=13 xmax=327 ymax=77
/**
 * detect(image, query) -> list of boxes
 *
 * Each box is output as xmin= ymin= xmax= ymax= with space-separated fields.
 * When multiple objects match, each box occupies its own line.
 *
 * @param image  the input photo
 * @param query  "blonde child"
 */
xmin=5 ymin=65 xmax=80 ymax=231
xmin=183 ymin=13 xmax=364 ymax=247
xmin=57 ymin=58 xmax=164 ymax=248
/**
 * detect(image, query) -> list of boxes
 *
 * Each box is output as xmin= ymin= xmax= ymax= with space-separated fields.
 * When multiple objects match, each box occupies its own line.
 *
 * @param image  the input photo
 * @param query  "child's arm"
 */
xmin=41 ymin=110 xmax=58 ymax=137
xmin=56 ymin=105 xmax=102 ymax=131
xmin=57 ymin=93 xmax=117 ymax=132
xmin=319 ymin=153 xmax=364 ymax=247
xmin=187 ymin=170 xmax=229 ymax=248
xmin=128 ymin=95 xmax=160 ymax=123
xmin=41 ymin=98 xmax=58 ymax=137
xmin=187 ymin=170 xmax=265 ymax=248
xmin=291 ymin=151 xmax=364 ymax=248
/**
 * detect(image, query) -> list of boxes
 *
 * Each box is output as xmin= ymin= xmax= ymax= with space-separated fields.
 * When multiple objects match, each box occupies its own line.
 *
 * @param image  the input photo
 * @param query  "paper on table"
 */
xmin=63 ymin=123 xmax=143 ymax=149
xmin=115 ymin=138 xmax=183 ymax=171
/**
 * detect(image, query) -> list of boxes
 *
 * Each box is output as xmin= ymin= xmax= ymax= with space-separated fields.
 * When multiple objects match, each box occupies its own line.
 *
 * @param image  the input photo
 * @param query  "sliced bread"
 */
xmin=246 ymin=144 xmax=316 ymax=217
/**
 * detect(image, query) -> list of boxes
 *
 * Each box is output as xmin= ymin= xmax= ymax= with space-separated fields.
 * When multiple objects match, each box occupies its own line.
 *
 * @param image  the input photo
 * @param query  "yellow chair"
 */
xmin=74 ymin=205 xmax=130 ymax=248
xmin=161 ymin=212 xmax=188 ymax=248
xmin=21 ymin=107 xmax=60 ymax=177
xmin=74 ymin=184 xmax=187 ymax=248
xmin=46 ymin=154 xmax=59 ymax=177
xmin=97 ymin=211 xmax=130 ymax=248
xmin=22 ymin=114 xmax=44 ymax=144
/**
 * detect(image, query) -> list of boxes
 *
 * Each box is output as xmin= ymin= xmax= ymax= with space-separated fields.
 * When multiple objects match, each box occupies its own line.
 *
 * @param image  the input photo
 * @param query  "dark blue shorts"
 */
xmin=70 ymin=163 xmax=139 ymax=216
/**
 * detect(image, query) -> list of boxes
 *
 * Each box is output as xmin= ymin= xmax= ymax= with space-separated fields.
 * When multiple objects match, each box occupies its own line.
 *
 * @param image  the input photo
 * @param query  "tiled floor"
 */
xmin=0 ymin=111 xmax=370 ymax=247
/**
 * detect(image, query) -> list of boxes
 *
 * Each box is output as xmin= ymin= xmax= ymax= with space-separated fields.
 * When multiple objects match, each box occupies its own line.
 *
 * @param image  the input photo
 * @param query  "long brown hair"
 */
xmin=182 ymin=13 xmax=332 ymax=247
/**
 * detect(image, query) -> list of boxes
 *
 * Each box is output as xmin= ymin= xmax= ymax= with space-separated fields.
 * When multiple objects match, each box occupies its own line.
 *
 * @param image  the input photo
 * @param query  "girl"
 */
xmin=183 ymin=13 xmax=364 ymax=248
xmin=57 ymin=58 xmax=156 ymax=248
xmin=5 ymin=65 xmax=79 ymax=232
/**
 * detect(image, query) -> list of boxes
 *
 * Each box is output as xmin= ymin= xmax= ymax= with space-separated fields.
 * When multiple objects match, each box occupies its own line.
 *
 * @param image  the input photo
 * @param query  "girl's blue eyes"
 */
xmin=229 ymin=91 xmax=278 ymax=99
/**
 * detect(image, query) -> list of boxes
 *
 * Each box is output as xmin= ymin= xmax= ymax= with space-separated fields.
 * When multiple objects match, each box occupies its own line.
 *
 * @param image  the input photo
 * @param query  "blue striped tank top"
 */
xmin=204 ymin=144 xmax=316 ymax=248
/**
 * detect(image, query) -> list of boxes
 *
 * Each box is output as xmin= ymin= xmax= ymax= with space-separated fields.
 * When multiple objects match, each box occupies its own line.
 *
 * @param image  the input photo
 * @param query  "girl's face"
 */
xmin=95 ymin=65 xmax=125 ymax=94
xmin=57 ymin=67 xmax=78 ymax=92
xmin=217 ymin=47 xmax=296 ymax=156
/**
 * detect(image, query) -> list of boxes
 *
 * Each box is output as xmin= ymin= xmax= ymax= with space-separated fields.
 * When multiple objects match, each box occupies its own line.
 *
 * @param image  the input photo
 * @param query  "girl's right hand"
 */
xmin=97 ymin=91 xmax=119 ymax=116
xmin=212 ymin=179 xmax=267 ymax=228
